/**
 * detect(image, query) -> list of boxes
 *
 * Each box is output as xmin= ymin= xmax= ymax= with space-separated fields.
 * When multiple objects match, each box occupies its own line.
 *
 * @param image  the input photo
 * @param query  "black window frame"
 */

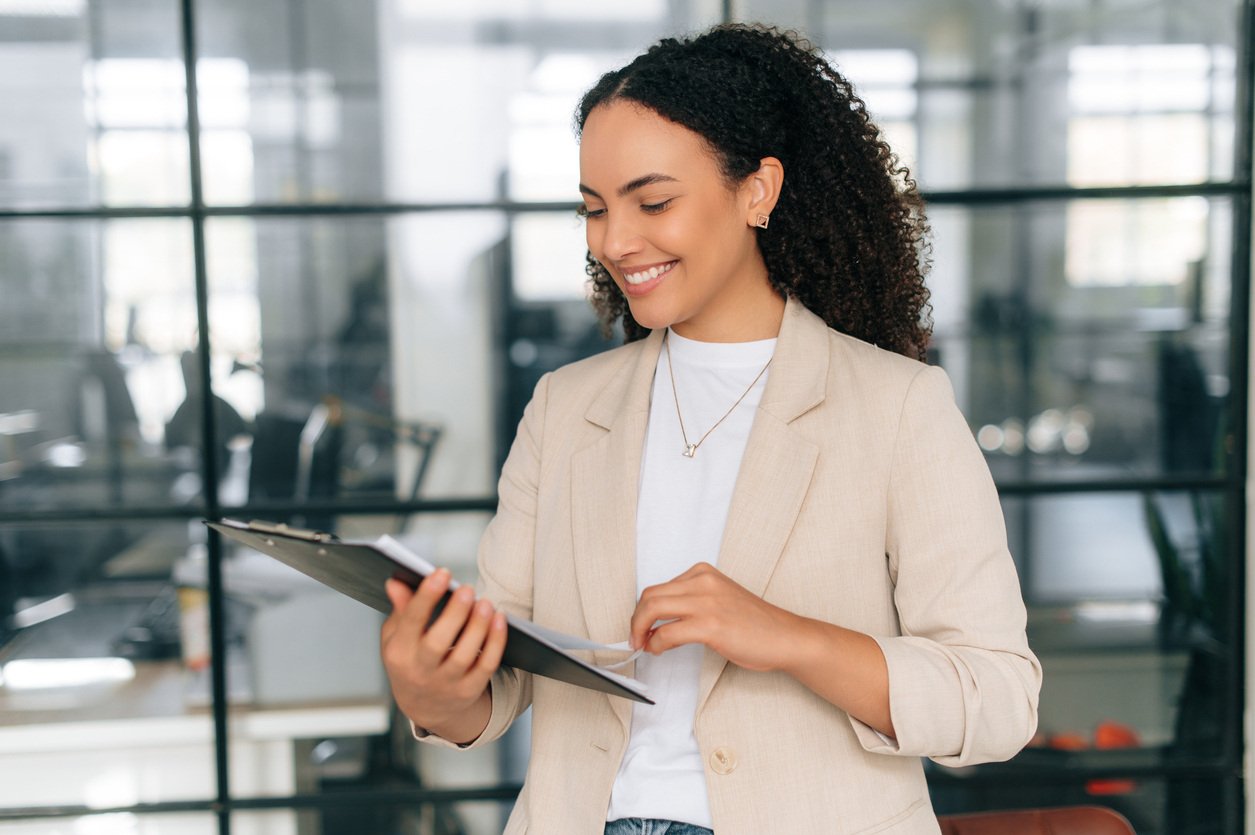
xmin=0 ymin=0 xmax=1250 ymax=832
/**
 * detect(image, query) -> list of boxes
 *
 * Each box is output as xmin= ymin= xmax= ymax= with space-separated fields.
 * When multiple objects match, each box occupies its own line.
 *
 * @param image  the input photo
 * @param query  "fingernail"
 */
xmin=476 ymin=599 xmax=493 ymax=617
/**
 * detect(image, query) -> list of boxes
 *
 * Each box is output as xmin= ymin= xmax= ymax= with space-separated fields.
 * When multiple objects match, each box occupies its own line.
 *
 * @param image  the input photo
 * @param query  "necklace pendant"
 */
xmin=682 ymin=443 xmax=698 ymax=458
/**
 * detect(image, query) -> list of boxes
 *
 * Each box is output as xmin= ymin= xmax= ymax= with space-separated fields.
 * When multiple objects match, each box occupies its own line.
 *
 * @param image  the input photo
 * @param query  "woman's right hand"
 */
xmin=380 ymin=568 xmax=508 ymax=745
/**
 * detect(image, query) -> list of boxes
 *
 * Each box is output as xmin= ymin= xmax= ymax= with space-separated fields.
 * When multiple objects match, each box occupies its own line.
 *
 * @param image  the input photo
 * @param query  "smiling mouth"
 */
xmin=622 ymin=261 xmax=677 ymax=285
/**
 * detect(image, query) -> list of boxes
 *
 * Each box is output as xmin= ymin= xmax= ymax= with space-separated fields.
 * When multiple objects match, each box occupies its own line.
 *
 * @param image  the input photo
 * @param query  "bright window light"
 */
xmin=83 ymin=59 xmax=186 ymax=129
xmin=0 ymin=410 xmax=39 ymax=435
xmin=529 ymin=54 xmax=605 ymax=94
xmin=828 ymin=49 xmax=920 ymax=175
xmin=511 ymin=212 xmax=589 ymax=301
xmin=830 ymin=49 xmax=918 ymax=87
xmin=1069 ymin=45 xmax=1214 ymax=114
xmin=2 ymin=658 xmax=136 ymax=690
xmin=0 ymin=0 xmax=84 ymax=15
xmin=1066 ymin=44 xmax=1222 ymax=285
xmin=83 ymin=56 xmax=261 ymax=438
xmin=11 ymin=592 xmax=75 ymax=628
xmin=1066 ymin=197 xmax=1208 ymax=286
xmin=197 ymin=58 xmax=251 ymax=129
xmin=397 ymin=0 xmax=665 ymax=20
xmin=829 ymin=49 xmax=919 ymax=119
xmin=74 ymin=812 xmax=140 ymax=833
xmin=506 ymin=51 xmax=623 ymax=202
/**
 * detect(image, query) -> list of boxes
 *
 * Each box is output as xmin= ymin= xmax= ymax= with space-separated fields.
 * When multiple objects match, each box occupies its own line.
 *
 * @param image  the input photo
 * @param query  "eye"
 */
xmin=577 ymin=204 xmax=606 ymax=219
xmin=641 ymin=199 xmax=673 ymax=214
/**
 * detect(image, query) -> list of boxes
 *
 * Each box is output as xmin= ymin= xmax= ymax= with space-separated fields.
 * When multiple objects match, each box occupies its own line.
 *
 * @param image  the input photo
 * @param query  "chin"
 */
xmin=623 ymin=301 xmax=676 ymax=333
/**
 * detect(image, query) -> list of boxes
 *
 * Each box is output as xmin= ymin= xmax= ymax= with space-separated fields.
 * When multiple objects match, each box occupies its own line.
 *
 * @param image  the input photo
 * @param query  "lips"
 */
xmin=622 ymin=260 xmax=676 ymax=286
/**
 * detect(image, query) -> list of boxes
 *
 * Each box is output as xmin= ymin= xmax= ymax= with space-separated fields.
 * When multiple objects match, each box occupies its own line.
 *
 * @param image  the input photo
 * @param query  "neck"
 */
xmin=669 ymin=288 xmax=786 ymax=343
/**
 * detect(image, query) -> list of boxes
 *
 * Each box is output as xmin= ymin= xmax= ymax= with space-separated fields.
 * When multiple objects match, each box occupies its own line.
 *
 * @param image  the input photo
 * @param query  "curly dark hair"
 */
xmin=575 ymin=23 xmax=932 ymax=360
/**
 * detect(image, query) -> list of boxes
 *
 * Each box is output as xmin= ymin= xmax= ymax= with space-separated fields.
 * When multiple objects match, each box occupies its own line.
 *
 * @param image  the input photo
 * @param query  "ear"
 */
xmin=742 ymin=156 xmax=784 ymax=229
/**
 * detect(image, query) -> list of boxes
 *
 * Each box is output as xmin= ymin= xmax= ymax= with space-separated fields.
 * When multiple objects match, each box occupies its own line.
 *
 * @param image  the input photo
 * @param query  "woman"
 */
xmin=381 ymin=23 xmax=1040 ymax=835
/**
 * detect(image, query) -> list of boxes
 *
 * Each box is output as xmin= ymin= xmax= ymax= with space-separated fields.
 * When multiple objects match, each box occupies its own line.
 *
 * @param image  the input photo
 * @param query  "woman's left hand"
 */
xmin=633 ymin=562 xmax=896 ymax=736
xmin=629 ymin=562 xmax=804 ymax=672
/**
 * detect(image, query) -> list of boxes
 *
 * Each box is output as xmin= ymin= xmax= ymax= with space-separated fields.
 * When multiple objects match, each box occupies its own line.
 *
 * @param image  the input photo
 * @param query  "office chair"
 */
xmin=937 ymin=805 xmax=1135 ymax=835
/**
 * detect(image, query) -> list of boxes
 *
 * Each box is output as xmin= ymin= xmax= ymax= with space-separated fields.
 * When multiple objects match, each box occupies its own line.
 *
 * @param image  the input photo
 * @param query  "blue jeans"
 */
xmin=604 ymin=820 xmax=714 ymax=835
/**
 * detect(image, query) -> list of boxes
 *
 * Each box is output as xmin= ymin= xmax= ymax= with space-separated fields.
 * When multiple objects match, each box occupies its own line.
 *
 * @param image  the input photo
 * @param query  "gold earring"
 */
xmin=755 ymin=214 xmax=770 ymax=229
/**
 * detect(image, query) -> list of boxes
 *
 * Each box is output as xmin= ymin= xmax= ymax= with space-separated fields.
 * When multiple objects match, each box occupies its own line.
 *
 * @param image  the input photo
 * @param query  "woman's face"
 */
xmin=578 ymin=100 xmax=783 ymax=342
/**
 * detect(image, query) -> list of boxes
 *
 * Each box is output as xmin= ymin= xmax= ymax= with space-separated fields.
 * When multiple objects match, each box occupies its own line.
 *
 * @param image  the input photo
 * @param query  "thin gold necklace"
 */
xmin=663 ymin=330 xmax=773 ymax=458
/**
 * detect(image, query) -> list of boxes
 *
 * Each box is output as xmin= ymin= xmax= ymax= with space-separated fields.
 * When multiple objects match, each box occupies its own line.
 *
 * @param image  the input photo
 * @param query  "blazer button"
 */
xmin=709 ymin=747 xmax=737 ymax=775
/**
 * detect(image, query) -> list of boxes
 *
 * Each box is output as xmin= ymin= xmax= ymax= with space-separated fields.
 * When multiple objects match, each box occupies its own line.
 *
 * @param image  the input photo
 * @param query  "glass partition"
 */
xmin=0 ymin=218 xmax=206 ymax=516
xmin=207 ymin=212 xmax=529 ymax=507
xmin=1002 ymin=490 xmax=1233 ymax=761
xmin=195 ymin=0 xmax=724 ymax=206
xmin=0 ymin=0 xmax=1248 ymax=832
xmin=0 ymin=520 xmax=218 ymax=811
xmin=741 ymin=0 xmax=1242 ymax=191
xmin=928 ymin=199 xmax=1233 ymax=484
xmin=0 ymin=0 xmax=187 ymax=210
xmin=218 ymin=508 xmax=497 ymax=803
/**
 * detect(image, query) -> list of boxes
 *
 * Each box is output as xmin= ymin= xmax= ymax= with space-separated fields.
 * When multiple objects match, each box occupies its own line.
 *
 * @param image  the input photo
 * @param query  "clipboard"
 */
xmin=205 ymin=519 xmax=652 ymax=704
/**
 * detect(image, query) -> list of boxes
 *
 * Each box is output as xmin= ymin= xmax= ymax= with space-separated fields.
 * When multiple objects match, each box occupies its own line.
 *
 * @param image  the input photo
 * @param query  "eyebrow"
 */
xmin=578 ymin=173 xmax=679 ymax=200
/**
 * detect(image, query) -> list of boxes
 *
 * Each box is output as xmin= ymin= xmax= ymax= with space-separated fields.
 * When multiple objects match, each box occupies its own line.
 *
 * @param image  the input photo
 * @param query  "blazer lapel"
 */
xmin=697 ymin=297 xmax=828 ymax=711
xmin=571 ymin=329 xmax=664 ymax=733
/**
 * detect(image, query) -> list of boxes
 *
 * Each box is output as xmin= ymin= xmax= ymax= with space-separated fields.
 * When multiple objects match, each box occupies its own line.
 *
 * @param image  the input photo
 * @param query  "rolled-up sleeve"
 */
xmin=849 ymin=365 xmax=1041 ymax=766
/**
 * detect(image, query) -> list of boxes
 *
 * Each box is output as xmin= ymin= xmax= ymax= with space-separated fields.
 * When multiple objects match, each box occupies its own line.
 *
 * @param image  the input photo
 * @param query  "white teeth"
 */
xmin=623 ymin=261 xmax=675 ymax=285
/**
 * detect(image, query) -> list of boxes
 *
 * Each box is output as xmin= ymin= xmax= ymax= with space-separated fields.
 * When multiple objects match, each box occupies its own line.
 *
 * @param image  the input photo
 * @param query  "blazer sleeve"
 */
xmin=848 ymin=364 xmax=1042 ymax=766
xmin=412 ymin=373 xmax=547 ymax=749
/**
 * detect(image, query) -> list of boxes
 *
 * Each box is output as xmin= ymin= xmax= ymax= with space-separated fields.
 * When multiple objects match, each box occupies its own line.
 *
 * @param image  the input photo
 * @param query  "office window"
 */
xmin=830 ymin=48 xmax=919 ymax=174
xmin=1067 ymin=44 xmax=1230 ymax=187
xmin=0 ymin=1 xmax=721 ymax=832
xmin=1066 ymin=45 xmax=1231 ymax=288
xmin=1 ymin=0 xmax=1249 ymax=833
xmin=0 ymin=218 xmax=202 ymax=515
xmin=0 ymin=0 xmax=185 ymax=209
xmin=933 ymin=197 xmax=1233 ymax=483
xmin=0 ymin=519 xmax=218 ymax=811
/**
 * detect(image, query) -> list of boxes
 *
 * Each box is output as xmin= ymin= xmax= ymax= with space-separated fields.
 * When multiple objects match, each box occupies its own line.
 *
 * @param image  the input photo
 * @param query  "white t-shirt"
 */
xmin=606 ymin=329 xmax=776 ymax=828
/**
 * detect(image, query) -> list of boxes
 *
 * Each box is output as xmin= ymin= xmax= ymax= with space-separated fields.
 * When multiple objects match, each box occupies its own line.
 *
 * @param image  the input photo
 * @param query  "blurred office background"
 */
xmin=0 ymin=0 xmax=1250 ymax=833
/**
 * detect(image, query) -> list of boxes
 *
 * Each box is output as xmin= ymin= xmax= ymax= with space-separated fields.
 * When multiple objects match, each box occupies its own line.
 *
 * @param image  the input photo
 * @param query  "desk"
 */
xmin=0 ymin=660 xmax=391 ymax=835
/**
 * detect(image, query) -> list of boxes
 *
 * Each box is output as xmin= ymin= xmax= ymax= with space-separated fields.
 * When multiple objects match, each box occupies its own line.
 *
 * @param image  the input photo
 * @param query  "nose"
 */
xmin=593 ymin=209 xmax=642 ymax=265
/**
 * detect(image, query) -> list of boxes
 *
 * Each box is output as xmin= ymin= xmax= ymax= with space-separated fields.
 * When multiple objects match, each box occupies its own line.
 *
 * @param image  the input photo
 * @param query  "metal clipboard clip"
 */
xmin=241 ymin=519 xmax=340 ymax=543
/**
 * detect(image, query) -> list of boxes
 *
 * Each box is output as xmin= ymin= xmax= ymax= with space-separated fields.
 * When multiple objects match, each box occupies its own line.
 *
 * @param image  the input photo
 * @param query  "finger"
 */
xmin=471 ymin=611 xmax=509 ymax=679
xmin=393 ymin=568 xmax=452 ymax=637
xmin=636 ymin=568 xmax=717 ymax=607
xmin=630 ymin=592 xmax=697 ymax=649
xmin=420 ymin=584 xmax=477 ymax=655
xmin=643 ymin=618 xmax=709 ymax=655
xmin=385 ymin=577 xmax=415 ymax=612
xmin=674 ymin=561 xmax=717 ymax=581
xmin=381 ymin=580 xmax=408 ymax=644
xmin=444 ymin=597 xmax=496 ymax=672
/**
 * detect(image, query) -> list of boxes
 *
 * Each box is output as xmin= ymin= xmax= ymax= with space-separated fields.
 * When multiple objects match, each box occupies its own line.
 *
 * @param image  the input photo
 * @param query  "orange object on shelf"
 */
xmin=1087 ymin=720 xmax=1141 ymax=796
xmin=1048 ymin=731 xmax=1089 ymax=751
xmin=1094 ymin=720 xmax=1140 ymax=750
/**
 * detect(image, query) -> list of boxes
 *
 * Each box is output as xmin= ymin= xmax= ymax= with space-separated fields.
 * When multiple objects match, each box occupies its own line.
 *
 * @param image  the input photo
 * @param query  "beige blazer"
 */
xmin=423 ymin=297 xmax=1041 ymax=834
